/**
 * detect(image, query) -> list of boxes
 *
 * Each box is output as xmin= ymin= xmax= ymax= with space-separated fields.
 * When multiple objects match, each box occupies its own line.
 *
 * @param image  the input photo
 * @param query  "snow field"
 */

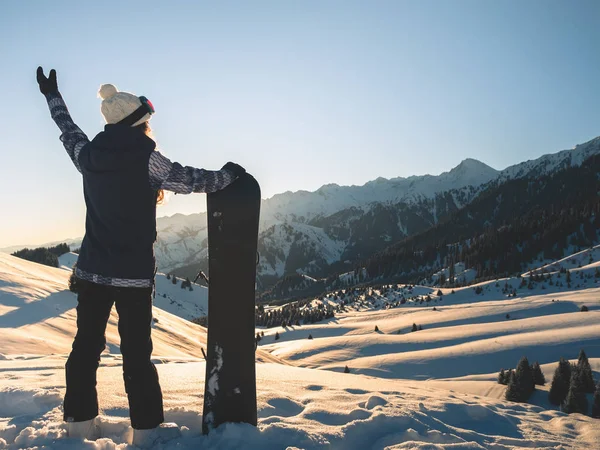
xmin=1 ymin=363 xmax=598 ymax=449
xmin=2 ymin=251 xmax=600 ymax=448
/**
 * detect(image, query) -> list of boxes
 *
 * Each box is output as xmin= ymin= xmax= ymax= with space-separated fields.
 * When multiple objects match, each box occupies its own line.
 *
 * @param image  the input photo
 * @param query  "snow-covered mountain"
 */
xmin=497 ymin=135 xmax=600 ymax=183
xmin=260 ymin=157 xmax=499 ymax=226
xmin=7 ymin=136 xmax=600 ymax=290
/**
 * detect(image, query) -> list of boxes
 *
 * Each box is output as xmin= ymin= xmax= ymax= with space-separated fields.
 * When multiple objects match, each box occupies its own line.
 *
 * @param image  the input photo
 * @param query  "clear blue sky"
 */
xmin=0 ymin=0 xmax=598 ymax=247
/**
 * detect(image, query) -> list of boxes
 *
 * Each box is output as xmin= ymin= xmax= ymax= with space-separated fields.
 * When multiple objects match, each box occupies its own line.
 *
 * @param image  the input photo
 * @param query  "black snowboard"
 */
xmin=202 ymin=173 xmax=261 ymax=434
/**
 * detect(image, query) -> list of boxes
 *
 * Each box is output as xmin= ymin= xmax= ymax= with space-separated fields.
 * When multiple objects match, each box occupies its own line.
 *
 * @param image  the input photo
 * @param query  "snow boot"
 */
xmin=66 ymin=417 xmax=100 ymax=440
xmin=132 ymin=422 xmax=181 ymax=448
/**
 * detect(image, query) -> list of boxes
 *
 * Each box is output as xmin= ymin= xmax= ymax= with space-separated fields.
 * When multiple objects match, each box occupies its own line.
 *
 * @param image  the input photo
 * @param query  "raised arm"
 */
xmin=37 ymin=67 xmax=89 ymax=173
xmin=148 ymin=151 xmax=244 ymax=194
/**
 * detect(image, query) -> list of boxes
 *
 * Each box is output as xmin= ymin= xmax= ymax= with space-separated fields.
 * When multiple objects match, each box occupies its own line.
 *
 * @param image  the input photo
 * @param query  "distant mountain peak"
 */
xmin=449 ymin=158 xmax=497 ymax=174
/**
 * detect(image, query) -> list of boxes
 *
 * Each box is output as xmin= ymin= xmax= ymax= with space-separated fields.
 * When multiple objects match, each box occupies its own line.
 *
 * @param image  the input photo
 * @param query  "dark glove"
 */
xmin=36 ymin=66 xmax=58 ymax=95
xmin=222 ymin=161 xmax=246 ymax=178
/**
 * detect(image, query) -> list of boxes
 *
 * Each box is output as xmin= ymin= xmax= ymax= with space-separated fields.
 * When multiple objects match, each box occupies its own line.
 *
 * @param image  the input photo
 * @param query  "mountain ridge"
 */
xmin=3 ymin=136 xmax=599 ymax=293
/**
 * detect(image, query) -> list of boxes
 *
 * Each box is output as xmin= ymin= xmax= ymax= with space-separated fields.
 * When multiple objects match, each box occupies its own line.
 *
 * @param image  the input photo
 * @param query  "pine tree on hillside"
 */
xmin=505 ymin=371 xmax=520 ymax=401
xmin=549 ymin=358 xmax=572 ymax=405
xmin=515 ymin=356 xmax=535 ymax=400
xmin=498 ymin=369 xmax=507 ymax=385
xmin=274 ymin=332 xmax=280 ymax=341
xmin=577 ymin=350 xmax=596 ymax=393
xmin=592 ymin=386 xmax=600 ymax=418
xmin=532 ymin=361 xmax=546 ymax=386
xmin=562 ymin=370 xmax=588 ymax=415
xmin=344 ymin=365 xmax=350 ymax=374
xmin=412 ymin=323 xmax=418 ymax=332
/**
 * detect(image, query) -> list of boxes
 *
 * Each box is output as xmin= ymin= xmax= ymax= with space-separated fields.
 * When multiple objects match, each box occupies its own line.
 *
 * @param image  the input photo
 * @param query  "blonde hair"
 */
xmin=138 ymin=122 xmax=164 ymax=205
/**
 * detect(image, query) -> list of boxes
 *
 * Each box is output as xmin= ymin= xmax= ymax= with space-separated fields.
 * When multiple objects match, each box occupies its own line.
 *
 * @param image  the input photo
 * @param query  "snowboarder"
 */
xmin=36 ymin=67 xmax=245 ymax=447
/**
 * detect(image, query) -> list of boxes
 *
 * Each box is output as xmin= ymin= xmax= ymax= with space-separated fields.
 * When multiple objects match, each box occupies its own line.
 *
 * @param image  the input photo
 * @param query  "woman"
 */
xmin=36 ymin=67 xmax=245 ymax=447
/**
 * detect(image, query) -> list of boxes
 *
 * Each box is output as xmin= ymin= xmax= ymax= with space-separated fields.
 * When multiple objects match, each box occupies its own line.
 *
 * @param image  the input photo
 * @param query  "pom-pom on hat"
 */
xmin=98 ymin=84 xmax=152 ymax=127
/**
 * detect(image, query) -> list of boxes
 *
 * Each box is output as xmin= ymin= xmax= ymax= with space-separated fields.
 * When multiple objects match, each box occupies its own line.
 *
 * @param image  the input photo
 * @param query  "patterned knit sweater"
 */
xmin=45 ymin=91 xmax=236 ymax=288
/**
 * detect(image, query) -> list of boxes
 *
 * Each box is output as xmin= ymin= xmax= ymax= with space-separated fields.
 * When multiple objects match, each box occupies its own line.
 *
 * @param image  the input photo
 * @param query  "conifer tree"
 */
xmin=577 ymin=350 xmax=595 ymax=393
xmin=344 ymin=365 xmax=350 ymax=374
xmin=412 ymin=323 xmax=418 ymax=332
xmin=498 ymin=369 xmax=507 ymax=385
xmin=562 ymin=370 xmax=588 ymax=414
xmin=505 ymin=371 xmax=520 ymax=401
xmin=515 ymin=356 xmax=535 ymax=400
xmin=532 ymin=361 xmax=546 ymax=386
xmin=274 ymin=332 xmax=280 ymax=341
xmin=592 ymin=386 xmax=600 ymax=418
xmin=549 ymin=358 xmax=572 ymax=405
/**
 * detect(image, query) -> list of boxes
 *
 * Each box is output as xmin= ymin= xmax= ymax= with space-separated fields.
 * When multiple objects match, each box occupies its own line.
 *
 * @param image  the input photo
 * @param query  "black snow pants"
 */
xmin=63 ymin=279 xmax=164 ymax=429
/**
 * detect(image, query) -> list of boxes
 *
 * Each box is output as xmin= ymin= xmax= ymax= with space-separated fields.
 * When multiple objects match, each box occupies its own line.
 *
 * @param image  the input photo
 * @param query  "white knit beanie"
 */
xmin=98 ymin=84 xmax=152 ymax=127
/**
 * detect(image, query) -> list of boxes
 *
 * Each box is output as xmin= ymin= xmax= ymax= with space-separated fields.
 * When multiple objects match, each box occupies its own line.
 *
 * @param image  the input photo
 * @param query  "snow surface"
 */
xmin=1 ymin=252 xmax=600 ymax=448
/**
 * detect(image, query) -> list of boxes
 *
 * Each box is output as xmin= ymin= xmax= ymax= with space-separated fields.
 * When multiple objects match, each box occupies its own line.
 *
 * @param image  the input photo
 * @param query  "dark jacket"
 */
xmin=76 ymin=125 xmax=158 ymax=280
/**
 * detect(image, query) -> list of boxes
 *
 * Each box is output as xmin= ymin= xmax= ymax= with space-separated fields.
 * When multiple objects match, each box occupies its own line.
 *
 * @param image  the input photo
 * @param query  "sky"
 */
xmin=0 ymin=0 xmax=599 ymax=248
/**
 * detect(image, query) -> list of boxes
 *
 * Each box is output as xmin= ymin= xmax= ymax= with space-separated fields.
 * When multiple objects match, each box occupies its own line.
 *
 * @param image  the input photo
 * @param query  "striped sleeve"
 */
xmin=148 ymin=150 xmax=236 ymax=194
xmin=45 ymin=91 xmax=89 ymax=173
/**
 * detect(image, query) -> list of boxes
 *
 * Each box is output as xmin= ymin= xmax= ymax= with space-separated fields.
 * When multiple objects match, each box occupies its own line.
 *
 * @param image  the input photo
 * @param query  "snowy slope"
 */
xmin=58 ymin=252 xmax=209 ymax=322
xmin=260 ymin=256 xmax=600 ymax=392
xmin=497 ymin=135 xmax=600 ymax=183
xmin=57 ymin=252 xmax=78 ymax=270
xmin=522 ymin=243 xmax=600 ymax=277
xmin=0 ymin=252 xmax=281 ymax=362
xmin=0 ymin=252 xmax=206 ymax=358
xmin=258 ymin=222 xmax=346 ymax=277
xmin=153 ymin=274 xmax=208 ymax=321
xmin=1 ymin=252 xmax=600 ymax=448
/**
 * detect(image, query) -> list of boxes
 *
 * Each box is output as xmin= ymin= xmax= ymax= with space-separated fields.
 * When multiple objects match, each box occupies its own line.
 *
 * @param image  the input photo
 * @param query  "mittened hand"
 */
xmin=222 ymin=162 xmax=246 ymax=178
xmin=36 ymin=66 xmax=58 ymax=95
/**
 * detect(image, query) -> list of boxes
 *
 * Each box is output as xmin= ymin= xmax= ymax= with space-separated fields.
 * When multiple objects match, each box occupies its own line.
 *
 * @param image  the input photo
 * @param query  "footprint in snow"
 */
xmin=345 ymin=388 xmax=368 ymax=395
xmin=305 ymin=385 xmax=323 ymax=391
xmin=304 ymin=409 xmax=372 ymax=426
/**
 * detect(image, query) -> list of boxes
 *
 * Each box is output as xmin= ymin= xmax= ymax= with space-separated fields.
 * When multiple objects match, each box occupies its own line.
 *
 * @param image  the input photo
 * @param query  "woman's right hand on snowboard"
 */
xmin=221 ymin=162 xmax=246 ymax=179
